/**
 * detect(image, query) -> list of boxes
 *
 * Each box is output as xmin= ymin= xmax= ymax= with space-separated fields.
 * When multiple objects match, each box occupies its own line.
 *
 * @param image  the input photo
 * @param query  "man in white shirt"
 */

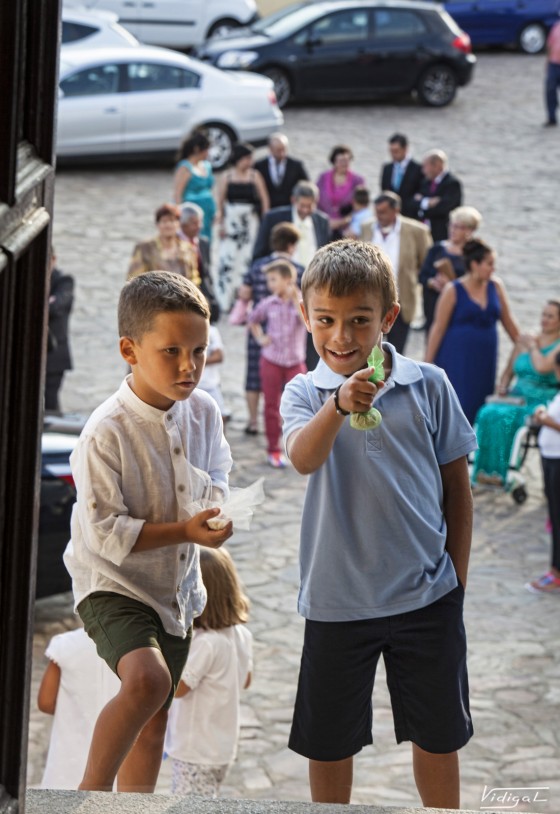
xmin=361 ymin=191 xmax=432 ymax=353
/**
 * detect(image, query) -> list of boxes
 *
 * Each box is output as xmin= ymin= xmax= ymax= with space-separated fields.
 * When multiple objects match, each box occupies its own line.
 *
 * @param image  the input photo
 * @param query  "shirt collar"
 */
xmin=310 ymin=342 xmax=424 ymax=390
xmin=118 ymin=375 xmax=177 ymax=424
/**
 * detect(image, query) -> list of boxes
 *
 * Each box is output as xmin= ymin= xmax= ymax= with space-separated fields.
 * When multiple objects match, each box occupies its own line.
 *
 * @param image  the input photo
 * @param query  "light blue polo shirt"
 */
xmin=280 ymin=344 xmax=477 ymax=621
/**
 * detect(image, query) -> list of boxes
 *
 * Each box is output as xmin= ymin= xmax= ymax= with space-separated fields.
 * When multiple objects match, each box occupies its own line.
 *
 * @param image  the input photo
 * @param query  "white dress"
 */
xmin=40 ymin=628 xmax=120 ymax=789
xmin=164 ymin=625 xmax=253 ymax=795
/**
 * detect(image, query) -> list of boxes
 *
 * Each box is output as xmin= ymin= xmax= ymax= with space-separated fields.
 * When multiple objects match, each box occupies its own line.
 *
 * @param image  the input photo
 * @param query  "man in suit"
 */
xmin=415 ymin=149 xmax=462 ymax=241
xmin=361 ymin=192 xmax=432 ymax=354
xmin=252 ymin=181 xmax=330 ymax=264
xmin=380 ymin=133 xmax=423 ymax=219
xmin=254 ymin=133 xmax=309 ymax=209
xmin=179 ymin=202 xmax=220 ymax=322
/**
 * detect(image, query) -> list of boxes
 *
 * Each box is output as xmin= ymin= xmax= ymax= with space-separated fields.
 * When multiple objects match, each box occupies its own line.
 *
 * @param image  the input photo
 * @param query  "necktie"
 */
xmin=393 ymin=163 xmax=403 ymax=191
xmin=429 ymin=179 xmax=438 ymax=195
xmin=273 ymin=159 xmax=283 ymax=186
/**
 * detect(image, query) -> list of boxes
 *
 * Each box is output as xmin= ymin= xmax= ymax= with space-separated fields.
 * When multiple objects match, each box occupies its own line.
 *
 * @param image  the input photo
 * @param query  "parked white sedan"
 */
xmin=56 ymin=46 xmax=283 ymax=169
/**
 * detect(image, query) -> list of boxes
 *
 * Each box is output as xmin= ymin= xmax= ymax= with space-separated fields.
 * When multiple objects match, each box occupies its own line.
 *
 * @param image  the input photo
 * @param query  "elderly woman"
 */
xmin=127 ymin=203 xmax=198 ymax=282
xmin=316 ymin=145 xmax=365 ymax=240
xmin=472 ymin=300 xmax=560 ymax=486
xmin=173 ymin=130 xmax=215 ymax=242
xmin=419 ymin=205 xmax=482 ymax=333
xmin=425 ymin=238 xmax=519 ymax=424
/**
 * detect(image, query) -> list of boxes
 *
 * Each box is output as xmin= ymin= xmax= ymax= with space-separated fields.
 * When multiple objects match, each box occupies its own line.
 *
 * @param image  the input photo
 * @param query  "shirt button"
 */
xmin=91 ymin=502 xmax=97 ymax=509
xmin=172 ymin=600 xmax=178 ymax=609
xmin=180 ymin=553 xmax=186 ymax=561
xmin=177 ymin=585 xmax=181 ymax=593
xmin=174 ymin=447 xmax=181 ymax=455
xmin=167 ymin=414 xmax=173 ymax=421
xmin=177 ymin=484 xmax=185 ymax=492
xmin=176 ymin=614 xmax=181 ymax=621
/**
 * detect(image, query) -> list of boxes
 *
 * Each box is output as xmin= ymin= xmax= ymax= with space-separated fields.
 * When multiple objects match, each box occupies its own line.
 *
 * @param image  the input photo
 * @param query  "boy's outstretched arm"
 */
xmin=132 ymin=509 xmax=232 ymax=553
xmin=440 ymin=456 xmax=473 ymax=589
xmin=287 ymin=367 xmax=381 ymax=474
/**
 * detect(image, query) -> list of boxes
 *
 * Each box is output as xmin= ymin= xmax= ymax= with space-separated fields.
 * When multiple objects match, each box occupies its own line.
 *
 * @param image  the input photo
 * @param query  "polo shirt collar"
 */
xmin=310 ymin=342 xmax=423 ymax=390
xmin=118 ymin=375 xmax=176 ymax=423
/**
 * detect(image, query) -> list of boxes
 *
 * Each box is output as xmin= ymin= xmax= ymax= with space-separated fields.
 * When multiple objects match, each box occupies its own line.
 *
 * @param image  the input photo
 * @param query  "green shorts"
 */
xmin=77 ymin=591 xmax=192 ymax=710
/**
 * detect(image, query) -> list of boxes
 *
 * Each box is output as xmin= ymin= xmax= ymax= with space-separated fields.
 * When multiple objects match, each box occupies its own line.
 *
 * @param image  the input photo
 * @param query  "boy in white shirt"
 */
xmin=64 ymin=271 xmax=233 ymax=792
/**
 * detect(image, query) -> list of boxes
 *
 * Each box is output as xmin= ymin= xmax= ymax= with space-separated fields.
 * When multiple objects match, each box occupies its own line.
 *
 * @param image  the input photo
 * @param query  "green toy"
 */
xmin=350 ymin=345 xmax=385 ymax=430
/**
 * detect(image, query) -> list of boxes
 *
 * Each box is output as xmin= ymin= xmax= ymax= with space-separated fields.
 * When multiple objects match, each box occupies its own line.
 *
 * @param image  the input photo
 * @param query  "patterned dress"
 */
xmin=216 ymin=176 xmax=261 ymax=312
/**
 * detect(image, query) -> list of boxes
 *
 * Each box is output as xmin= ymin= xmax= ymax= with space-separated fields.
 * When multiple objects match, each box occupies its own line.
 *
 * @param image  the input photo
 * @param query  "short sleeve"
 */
xmin=280 ymin=373 xmax=316 ymax=452
xmin=181 ymin=635 xmax=214 ymax=690
xmin=431 ymin=370 xmax=478 ymax=465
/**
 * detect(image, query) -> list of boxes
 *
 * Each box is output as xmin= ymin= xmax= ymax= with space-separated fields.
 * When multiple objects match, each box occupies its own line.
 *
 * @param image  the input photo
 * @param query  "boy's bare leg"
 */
xmin=309 ymin=757 xmax=353 ymax=803
xmin=245 ymin=390 xmax=260 ymax=430
xmin=412 ymin=744 xmax=460 ymax=809
xmin=79 ymin=647 xmax=171 ymax=792
xmin=117 ymin=706 xmax=168 ymax=792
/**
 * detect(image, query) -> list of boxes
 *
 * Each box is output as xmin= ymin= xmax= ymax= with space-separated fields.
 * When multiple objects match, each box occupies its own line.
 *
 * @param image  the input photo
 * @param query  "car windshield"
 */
xmin=252 ymin=3 xmax=323 ymax=37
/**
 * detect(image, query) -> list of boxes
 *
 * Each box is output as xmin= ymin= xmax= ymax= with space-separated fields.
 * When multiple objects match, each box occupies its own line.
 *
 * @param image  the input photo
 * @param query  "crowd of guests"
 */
xmin=41 ymin=121 xmax=560 ymax=805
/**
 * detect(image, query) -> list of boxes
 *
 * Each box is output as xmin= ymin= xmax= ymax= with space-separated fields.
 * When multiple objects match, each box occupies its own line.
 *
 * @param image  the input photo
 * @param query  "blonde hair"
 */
xmin=301 ymin=239 xmax=398 ymax=315
xmin=449 ymin=206 xmax=482 ymax=231
xmin=195 ymin=548 xmax=250 ymax=630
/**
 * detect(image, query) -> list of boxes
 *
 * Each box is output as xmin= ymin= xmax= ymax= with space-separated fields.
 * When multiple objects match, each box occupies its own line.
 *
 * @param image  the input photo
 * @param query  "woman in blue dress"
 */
xmin=425 ymin=238 xmax=519 ymax=424
xmin=174 ymin=131 xmax=216 ymax=242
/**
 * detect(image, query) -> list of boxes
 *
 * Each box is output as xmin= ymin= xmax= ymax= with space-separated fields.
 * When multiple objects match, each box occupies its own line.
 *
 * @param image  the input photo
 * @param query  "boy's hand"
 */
xmin=337 ymin=367 xmax=385 ymax=414
xmin=184 ymin=508 xmax=233 ymax=548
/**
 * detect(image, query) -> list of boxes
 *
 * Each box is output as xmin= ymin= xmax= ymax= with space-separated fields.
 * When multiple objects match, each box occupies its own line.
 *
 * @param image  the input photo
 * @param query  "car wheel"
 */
xmin=518 ymin=22 xmax=546 ymax=54
xmin=417 ymin=64 xmax=457 ymax=107
xmin=262 ymin=67 xmax=291 ymax=109
xmin=207 ymin=18 xmax=241 ymax=39
xmin=205 ymin=123 xmax=236 ymax=170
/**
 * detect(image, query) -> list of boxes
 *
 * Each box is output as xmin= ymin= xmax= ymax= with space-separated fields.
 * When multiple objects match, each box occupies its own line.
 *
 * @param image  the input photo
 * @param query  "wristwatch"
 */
xmin=333 ymin=384 xmax=350 ymax=416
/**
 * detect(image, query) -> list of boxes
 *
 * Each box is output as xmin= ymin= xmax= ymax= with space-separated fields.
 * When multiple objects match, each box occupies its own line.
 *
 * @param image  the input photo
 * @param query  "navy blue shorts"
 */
xmin=289 ymin=584 xmax=472 ymax=760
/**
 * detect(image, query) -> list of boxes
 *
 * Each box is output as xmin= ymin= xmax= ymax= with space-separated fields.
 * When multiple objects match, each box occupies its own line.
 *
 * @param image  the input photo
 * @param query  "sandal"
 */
xmin=244 ymin=425 xmax=258 ymax=436
xmin=525 ymin=571 xmax=560 ymax=594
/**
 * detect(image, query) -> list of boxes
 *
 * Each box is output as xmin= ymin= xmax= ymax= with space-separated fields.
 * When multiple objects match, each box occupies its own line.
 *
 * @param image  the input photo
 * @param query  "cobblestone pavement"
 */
xmin=29 ymin=54 xmax=560 ymax=811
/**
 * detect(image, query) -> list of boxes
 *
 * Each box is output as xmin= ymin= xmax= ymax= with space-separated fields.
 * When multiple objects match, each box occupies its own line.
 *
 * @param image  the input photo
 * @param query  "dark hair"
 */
xmin=463 ymin=238 xmax=493 ymax=269
xmin=231 ymin=142 xmax=254 ymax=165
xmin=329 ymin=144 xmax=353 ymax=165
xmin=374 ymin=191 xmax=401 ymax=210
xmin=176 ymin=129 xmax=210 ymax=161
xmin=547 ymin=300 xmax=560 ymax=319
xmin=388 ymin=133 xmax=408 ymax=149
xmin=194 ymin=548 xmax=250 ymax=630
xmin=555 ymin=350 xmax=560 ymax=367
xmin=118 ymin=270 xmax=210 ymax=339
xmin=263 ymin=259 xmax=296 ymax=281
xmin=352 ymin=186 xmax=370 ymax=206
xmin=270 ymin=221 xmax=300 ymax=252
xmin=301 ymin=239 xmax=398 ymax=316
xmin=155 ymin=203 xmax=180 ymax=223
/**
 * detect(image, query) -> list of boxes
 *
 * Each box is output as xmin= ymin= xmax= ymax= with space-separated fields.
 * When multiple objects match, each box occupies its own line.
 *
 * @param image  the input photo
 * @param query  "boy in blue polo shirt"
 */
xmin=280 ymin=240 xmax=477 ymax=808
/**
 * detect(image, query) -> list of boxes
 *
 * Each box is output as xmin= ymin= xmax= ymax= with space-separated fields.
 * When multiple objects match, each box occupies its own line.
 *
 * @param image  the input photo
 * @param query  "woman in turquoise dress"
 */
xmin=174 ymin=131 xmax=216 ymax=242
xmin=472 ymin=300 xmax=560 ymax=484
xmin=425 ymin=238 xmax=519 ymax=424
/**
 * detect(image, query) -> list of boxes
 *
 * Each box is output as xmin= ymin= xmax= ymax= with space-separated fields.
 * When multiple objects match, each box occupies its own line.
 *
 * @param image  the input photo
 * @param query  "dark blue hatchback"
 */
xmin=444 ymin=0 xmax=560 ymax=53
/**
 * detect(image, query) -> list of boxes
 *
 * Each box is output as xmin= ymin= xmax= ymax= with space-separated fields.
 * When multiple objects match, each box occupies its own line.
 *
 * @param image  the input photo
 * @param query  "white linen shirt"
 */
xmin=63 ymin=377 xmax=232 ymax=637
xmin=372 ymin=216 xmax=401 ymax=280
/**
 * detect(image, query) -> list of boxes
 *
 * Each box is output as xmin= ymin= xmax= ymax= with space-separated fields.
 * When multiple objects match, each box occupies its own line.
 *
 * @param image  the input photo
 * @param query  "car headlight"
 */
xmin=217 ymin=51 xmax=259 ymax=69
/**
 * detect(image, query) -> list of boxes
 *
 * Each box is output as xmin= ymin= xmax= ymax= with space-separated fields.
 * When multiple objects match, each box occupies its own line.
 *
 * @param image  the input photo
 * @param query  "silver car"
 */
xmin=57 ymin=45 xmax=283 ymax=169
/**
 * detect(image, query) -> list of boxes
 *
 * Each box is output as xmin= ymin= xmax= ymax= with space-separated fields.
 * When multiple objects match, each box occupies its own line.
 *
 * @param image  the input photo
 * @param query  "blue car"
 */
xmin=444 ymin=0 xmax=560 ymax=53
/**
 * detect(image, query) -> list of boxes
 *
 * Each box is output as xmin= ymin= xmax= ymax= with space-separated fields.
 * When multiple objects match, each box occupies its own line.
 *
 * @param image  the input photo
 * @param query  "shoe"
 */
xmin=267 ymin=451 xmax=287 ymax=469
xmin=244 ymin=425 xmax=259 ymax=435
xmin=525 ymin=571 xmax=560 ymax=594
xmin=543 ymin=120 xmax=557 ymax=127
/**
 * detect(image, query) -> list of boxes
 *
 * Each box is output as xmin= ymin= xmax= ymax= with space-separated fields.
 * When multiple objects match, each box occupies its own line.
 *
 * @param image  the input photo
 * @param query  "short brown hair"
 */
xmin=195 ymin=548 xmax=250 ymax=630
xmin=155 ymin=203 xmax=180 ymax=223
xmin=301 ymin=240 xmax=398 ymax=315
xmin=270 ymin=221 xmax=300 ymax=252
xmin=264 ymin=259 xmax=296 ymax=281
xmin=118 ymin=270 xmax=210 ymax=340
